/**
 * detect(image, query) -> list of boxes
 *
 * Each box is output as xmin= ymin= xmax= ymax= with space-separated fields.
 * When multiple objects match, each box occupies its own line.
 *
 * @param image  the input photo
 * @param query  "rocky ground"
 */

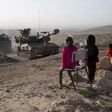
xmin=0 ymin=49 xmax=112 ymax=112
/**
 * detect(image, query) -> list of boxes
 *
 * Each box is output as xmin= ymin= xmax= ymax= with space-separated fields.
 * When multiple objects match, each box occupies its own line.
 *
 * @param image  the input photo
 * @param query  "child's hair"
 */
xmin=109 ymin=43 xmax=112 ymax=48
xmin=87 ymin=35 xmax=95 ymax=45
xmin=65 ymin=35 xmax=73 ymax=48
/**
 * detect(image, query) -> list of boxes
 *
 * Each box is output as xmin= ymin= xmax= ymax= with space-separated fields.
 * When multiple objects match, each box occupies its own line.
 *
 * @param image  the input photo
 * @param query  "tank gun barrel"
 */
xmin=39 ymin=29 xmax=59 ymax=39
xmin=38 ymin=29 xmax=59 ymax=46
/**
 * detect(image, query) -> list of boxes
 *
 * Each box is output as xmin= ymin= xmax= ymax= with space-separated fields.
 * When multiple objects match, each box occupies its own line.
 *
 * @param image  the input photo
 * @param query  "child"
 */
xmin=59 ymin=35 xmax=79 ymax=89
xmin=106 ymin=43 xmax=112 ymax=64
xmin=85 ymin=35 xmax=99 ymax=83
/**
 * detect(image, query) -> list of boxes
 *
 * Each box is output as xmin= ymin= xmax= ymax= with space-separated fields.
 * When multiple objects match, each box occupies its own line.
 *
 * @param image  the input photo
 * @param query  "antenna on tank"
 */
xmin=38 ymin=10 xmax=40 ymax=33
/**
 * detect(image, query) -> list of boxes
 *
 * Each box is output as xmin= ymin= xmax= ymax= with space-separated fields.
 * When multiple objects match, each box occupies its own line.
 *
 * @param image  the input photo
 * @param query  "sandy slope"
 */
xmin=0 ymin=50 xmax=112 ymax=112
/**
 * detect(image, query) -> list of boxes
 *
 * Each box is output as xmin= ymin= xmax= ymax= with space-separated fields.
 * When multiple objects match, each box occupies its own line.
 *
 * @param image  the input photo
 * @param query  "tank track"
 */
xmin=17 ymin=51 xmax=33 ymax=60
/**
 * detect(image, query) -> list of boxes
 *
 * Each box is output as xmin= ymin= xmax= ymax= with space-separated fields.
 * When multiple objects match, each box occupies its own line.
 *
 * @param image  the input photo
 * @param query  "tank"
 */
xmin=0 ymin=33 xmax=12 ymax=53
xmin=15 ymin=28 xmax=60 ymax=59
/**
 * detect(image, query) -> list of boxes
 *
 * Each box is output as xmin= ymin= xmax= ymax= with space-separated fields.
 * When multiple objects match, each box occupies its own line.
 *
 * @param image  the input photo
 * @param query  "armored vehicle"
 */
xmin=0 ymin=33 xmax=12 ymax=53
xmin=15 ymin=28 xmax=59 ymax=59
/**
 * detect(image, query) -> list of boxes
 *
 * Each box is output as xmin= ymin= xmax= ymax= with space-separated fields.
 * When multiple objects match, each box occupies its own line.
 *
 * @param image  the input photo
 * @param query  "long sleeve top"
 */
xmin=106 ymin=48 xmax=112 ymax=59
xmin=85 ymin=44 xmax=99 ymax=64
xmin=62 ymin=46 xmax=79 ymax=69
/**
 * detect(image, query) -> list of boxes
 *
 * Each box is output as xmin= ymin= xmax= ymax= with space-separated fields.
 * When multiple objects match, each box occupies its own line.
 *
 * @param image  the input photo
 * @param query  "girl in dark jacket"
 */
xmin=85 ymin=35 xmax=99 ymax=83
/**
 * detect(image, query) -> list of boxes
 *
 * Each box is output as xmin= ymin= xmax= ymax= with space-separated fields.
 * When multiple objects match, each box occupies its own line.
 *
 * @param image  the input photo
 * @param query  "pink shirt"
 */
xmin=62 ymin=46 xmax=79 ymax=69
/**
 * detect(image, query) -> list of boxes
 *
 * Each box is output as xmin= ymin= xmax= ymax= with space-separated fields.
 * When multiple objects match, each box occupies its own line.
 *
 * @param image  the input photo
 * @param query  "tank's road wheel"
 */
xmin=53 ymin=50 xmax=58 ymax=54
xmin=25 ymin=52 xmax=33 ymax=60
xmin=17 ymin=51 xmax=21 ymax=56
xmin=29 ymin=51 xmax=34 ymax=60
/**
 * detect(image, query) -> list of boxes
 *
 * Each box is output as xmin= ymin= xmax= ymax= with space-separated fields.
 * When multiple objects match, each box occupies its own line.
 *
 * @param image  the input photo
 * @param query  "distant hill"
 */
xmin=1 ymin=25 xmax=112 ymax=37
xmin=81 ymin=25 xmax=112 ymax=33
xmin=51 ymin=25 xmax=112 ymax=46
xmin=0 ymin=29 xmax=39 ymax=37
xmin=0 ymin=29 xmax=20 ymax=37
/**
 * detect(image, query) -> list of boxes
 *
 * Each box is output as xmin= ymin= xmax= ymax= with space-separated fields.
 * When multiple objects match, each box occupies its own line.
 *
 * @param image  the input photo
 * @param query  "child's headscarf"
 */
xmin=87 ymin=35 xmax=95 ymax=45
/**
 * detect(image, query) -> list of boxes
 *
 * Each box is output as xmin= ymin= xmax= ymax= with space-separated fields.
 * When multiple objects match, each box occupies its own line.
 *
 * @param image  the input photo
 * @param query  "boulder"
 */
xmin=104 ymin=70 xmax=112 ymax=79
xmin=94 ymin=78 xmax=112 ymax=92
xmin=68 ymin=72 xmax=85 ymax=86
xmin=97 ymin=56 xmax=112 ymax=70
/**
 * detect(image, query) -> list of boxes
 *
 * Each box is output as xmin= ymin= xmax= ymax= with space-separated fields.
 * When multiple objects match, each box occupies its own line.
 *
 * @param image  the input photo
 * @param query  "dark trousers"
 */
xmin=88 ymin=63 xmax=96 ymax=81
xmin=59 ymin=69 xmax=76 ymax=90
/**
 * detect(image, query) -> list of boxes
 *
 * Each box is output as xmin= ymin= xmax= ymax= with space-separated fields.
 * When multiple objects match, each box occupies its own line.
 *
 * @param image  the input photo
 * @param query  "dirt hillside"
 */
xmin=0 ymin=49 xmax=112 ymax=112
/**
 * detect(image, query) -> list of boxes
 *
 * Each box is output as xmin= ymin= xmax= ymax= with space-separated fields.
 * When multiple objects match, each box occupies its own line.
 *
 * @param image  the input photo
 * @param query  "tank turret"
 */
xmin=15 ymin=28 xmax=60 ymax=59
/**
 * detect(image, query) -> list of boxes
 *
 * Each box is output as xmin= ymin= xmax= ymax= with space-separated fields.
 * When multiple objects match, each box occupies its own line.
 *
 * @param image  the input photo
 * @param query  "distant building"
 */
xmin=79 ymin=42 xmax=84 ymax=47
xmin=85 ymin=40 xmax=87 ymax=46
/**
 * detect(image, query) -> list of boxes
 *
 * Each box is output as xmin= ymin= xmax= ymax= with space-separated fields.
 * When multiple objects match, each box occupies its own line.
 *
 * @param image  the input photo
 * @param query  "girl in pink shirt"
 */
xmin=59 ymin=35 xmax=79 ymax=90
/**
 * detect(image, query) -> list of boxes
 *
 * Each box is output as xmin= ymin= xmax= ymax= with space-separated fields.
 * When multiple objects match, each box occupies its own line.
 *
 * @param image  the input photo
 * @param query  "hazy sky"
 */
xmin=0 ymin=0 xmax=112 ymax=30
